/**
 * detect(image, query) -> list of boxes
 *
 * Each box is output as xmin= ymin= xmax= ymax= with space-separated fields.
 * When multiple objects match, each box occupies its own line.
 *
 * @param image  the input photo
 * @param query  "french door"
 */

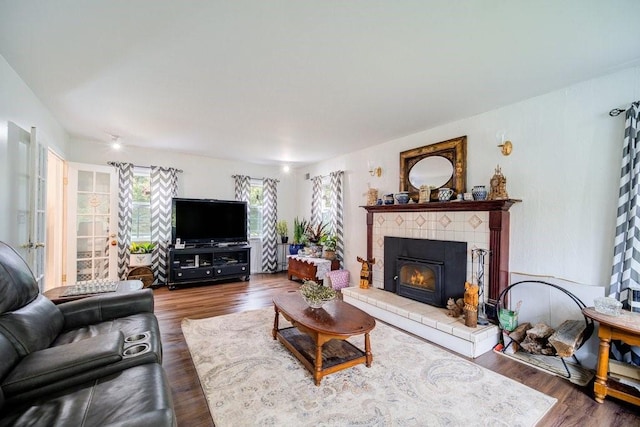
xmin=66 ymin=163 xmax=118 ymax=283
xmin=6 ymin=122 xmax=47 ymax=290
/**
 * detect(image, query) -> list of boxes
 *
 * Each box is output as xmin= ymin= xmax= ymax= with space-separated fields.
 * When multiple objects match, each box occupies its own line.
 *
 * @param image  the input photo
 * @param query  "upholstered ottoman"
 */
xmin=325 ymin=269 xmax=350 ymax=290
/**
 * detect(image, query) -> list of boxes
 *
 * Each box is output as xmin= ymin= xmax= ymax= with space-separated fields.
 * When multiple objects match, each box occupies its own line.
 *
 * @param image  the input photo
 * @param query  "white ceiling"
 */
xmin=1 ymin=1 xmax=639 ymax=167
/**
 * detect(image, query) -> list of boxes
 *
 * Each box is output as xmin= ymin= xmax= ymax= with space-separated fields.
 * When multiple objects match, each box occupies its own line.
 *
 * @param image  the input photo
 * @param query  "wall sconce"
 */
xmin=368 ymin=161 xmax=382 ymax=177
xmin=496 ymin=132 xmax=513 ymax=156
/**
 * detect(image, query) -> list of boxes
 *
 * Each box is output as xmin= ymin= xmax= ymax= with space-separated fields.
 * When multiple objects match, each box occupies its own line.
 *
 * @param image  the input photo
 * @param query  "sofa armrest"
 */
xmin=1 ymin=331 xmax=123 ymax=397
xmin=58 ymin=289 xmax=154 ymax=331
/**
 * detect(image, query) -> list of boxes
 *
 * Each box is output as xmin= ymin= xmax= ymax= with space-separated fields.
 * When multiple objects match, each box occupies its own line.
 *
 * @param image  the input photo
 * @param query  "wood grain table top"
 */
xmin=273 ymin=292 xmax=375 ymax=336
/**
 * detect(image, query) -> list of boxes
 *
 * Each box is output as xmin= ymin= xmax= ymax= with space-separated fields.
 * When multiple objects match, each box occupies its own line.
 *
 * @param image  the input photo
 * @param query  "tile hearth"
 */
xmin=342 ymin=287 xmax=500 ymax=358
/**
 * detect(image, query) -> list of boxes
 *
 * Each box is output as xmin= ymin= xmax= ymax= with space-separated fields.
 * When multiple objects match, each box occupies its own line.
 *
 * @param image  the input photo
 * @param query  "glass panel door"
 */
xmin=67 ymin=163 xmax=117 ymax=283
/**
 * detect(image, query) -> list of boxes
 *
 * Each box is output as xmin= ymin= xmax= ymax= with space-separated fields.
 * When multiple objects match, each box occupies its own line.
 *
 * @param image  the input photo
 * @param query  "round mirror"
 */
xmin=408 ymin=156 xmax=453 ymax=189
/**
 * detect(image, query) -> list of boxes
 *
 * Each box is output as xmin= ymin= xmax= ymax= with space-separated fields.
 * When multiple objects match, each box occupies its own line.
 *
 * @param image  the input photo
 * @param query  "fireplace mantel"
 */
xmin=361 ymin=199 xmax=521 ymax=315
xmin=361 ymin=199 xmax=521 ymax=213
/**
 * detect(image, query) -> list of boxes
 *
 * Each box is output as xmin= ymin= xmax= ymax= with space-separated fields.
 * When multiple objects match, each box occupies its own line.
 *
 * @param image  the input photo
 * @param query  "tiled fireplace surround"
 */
xmin=341 ymin=200 xmax=518 ymax=358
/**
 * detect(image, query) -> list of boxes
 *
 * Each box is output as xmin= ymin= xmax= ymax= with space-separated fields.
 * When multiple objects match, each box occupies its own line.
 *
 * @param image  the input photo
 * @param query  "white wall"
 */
xmin=300 ymin=66 xmax=640 ymax=291
xmin=0 ymin=55 xmax=68 ymax=245
xmin=67 ymin=139 xmax=299 ymax=273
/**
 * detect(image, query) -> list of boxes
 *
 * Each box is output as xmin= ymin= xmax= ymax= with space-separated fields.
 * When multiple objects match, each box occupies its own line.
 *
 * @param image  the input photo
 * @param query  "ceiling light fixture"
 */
xmin=110 ymin=135 xmax=121 ymax=150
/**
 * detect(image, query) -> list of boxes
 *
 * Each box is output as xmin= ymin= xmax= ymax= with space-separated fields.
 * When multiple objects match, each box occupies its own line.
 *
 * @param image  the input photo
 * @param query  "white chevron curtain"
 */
xmin=610 ymin=101 xmax=640 ymax=308
xmin=262 ymin=178 xmax=278 ymax=272
xmin=329 ymin=171 xmax=345 ymax=267
xmin=233 ymin=175 xmax=251 ymax=238
xmin=609 ymin=101 xmax=640 ymax=367
xmin=150 ymin=166 xmax=179 ymax=285
xmin=113 ymin=162 xmax=134 ymax=280
xmin=310 ymin=176 xmax=323 ymax=226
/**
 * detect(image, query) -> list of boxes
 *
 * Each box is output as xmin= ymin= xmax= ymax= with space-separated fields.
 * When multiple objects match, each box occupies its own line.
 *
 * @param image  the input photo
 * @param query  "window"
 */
xmin=131 ymin=169 xmax=151 ymax=242
xmin=320 ymin=176 xmax=331 ymax=230
xmin=249 ymin=179 xmax=263 ymax=238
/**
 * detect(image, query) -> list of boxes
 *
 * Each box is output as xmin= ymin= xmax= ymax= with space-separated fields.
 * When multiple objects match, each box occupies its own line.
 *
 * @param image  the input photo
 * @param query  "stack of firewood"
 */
xmin=506 ymin=320 xmax=586 ymax=357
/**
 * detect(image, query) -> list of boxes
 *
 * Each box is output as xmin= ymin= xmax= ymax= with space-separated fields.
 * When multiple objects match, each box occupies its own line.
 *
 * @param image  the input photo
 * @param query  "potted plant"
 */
xmin=129 ymin=242 xmax=155 ymax=266
xmin=290 ymin=217 xmax=308 ymax=255
xmin=276 ymin=220 xmax=289 ymax=243
xmin=321 ymin=234 xmax=337 ymax=260
xmin=299 ymin=280 xmax=337 ymax=308
xmin=305 ymin=222 xmax=328 ymax=257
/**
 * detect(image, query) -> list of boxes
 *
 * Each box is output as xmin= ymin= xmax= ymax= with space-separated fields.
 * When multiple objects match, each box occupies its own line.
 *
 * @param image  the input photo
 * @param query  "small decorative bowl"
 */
xmin=594 ymin=296 xmax=623 ymax=316
xmin=395 ymin=192 xmax=410 ymax=204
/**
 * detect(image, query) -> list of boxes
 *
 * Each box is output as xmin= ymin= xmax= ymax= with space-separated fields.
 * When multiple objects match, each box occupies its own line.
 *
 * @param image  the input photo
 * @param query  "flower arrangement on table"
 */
xmin=299 ymin=280 xmax=337 ymax=308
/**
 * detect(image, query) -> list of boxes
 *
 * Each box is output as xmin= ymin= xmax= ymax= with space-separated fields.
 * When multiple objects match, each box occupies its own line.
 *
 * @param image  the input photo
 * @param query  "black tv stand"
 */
xmin=168 ymin=245 xmax=251 ymax=290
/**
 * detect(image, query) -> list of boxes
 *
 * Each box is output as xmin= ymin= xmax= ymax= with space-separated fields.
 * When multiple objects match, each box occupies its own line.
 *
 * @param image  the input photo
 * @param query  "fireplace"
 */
xmin=384 ymin=237 xmax=466 ymax=308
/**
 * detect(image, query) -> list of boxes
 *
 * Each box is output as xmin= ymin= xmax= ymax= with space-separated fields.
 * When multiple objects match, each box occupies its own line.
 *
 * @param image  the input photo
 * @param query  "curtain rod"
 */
xmin=610 ymin=101 xmax=640 ymax=117
xmin=232 ymin=174 xmax=279 ymax=182
xmin=108 ymin=161 xmax=183 ymax=173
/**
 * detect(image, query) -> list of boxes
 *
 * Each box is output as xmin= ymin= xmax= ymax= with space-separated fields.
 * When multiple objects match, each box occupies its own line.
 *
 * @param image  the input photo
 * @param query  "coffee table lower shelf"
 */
xmin=276 ymin=327 xmax=367 ymax=385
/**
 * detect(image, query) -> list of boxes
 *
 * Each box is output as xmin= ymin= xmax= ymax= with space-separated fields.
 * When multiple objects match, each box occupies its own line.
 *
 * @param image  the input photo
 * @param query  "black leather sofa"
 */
xmin=0 ymin=241 xmax=176 ymax=426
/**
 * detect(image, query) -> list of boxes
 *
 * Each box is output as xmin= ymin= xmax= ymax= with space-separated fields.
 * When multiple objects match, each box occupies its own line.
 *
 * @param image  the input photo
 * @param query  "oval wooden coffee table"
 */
xmin=272 ymin=292 xmax=376 ymax=385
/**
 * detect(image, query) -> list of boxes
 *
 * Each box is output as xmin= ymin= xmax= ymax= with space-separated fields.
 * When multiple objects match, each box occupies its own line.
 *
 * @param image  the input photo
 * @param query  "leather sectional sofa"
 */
xmin=0 ymin=242 xmax=176 ymax=426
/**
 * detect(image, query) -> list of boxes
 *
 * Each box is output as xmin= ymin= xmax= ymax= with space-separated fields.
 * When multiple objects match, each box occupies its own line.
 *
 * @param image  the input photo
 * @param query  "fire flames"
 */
xmin=406 ymin=267 xmax=434 ymax=289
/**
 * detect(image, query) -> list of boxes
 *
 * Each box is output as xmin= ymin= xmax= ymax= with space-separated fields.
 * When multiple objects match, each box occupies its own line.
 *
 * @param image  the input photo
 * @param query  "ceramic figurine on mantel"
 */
xmin=488 ymin=165 xmax=509 ymax=200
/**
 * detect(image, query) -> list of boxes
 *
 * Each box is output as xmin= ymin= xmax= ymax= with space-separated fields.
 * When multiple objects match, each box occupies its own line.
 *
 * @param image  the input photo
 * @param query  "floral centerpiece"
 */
xmin=299 ymin=280 xmax=337 ymax=308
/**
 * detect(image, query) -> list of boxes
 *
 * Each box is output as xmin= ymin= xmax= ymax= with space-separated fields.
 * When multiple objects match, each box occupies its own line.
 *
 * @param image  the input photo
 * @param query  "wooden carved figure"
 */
xmin=463 ymin=281 xmax=479 ymax=328
xmin=446 ymin=298 xmax=464 ymax=318
xmin=356 ymin=256 xmax=375 ymax=289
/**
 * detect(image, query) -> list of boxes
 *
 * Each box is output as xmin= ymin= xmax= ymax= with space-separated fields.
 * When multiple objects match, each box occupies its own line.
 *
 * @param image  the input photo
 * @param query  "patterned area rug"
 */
xmin=182 ymin=308 xmax=557 ymax=427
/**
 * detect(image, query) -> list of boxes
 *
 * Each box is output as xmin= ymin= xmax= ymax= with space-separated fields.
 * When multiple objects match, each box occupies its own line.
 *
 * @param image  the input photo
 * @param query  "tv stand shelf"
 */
xmin=168 ymin=245 xmax=250 ymax=290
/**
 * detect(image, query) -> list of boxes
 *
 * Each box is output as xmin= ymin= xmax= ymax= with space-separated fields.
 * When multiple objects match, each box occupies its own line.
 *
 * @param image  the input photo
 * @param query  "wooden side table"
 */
xmin=287 ymin=256 xmax=339 ymax=282
xmin=582 ymin=307 xmax=640 ymax=407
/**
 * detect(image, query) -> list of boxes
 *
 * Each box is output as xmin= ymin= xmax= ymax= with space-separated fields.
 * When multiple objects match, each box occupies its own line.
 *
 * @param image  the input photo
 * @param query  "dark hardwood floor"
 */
xmin=153 ymin=273 xmax=639 ymax=426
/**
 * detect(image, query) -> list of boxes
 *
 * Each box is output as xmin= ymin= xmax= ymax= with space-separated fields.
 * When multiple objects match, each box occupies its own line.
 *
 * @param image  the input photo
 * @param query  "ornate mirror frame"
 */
xmin=399 ymin=135 xmax=467 ymax=200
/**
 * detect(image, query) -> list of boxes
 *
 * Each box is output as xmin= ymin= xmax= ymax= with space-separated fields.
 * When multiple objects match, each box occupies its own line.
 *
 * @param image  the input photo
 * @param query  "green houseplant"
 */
xmin=321 ymin=234 xmax=337 ymax=260
xmin=129 ymin=242 xmax=155 ymax=266
xmin=305 ymin=222 xmax=328 ymax=245
xmin=290 ymin=217 xmax=308 ymax=255
xmin=276 ymin=220 xmax=289 ymax=243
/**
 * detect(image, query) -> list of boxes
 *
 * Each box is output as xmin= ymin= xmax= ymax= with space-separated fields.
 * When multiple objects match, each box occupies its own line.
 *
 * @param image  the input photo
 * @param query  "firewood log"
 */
xmin=525 ymin=323 xmax=555 ymax=340
xmin=520 ymin=323 xmax=557 ymax=355
xmin=508 ymin=322 xmax=532 ymax=343
xmin=548 ymin=320 xmax=586 ymax=358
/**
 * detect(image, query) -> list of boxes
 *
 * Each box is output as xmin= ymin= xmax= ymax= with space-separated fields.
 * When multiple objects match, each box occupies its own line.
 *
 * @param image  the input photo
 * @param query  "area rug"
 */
xmin=182 ymin=308 xmax=557 ymax=426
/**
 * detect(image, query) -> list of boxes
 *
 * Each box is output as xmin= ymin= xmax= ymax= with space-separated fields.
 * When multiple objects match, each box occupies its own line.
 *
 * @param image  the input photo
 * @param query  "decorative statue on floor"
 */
xmin=463 ymin=281 xmax=479 ymax=328
xmin=356 ymin=256 xmax=375 ymax=289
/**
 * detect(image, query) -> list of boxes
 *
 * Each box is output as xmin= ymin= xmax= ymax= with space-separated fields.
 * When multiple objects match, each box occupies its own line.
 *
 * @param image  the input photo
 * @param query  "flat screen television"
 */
xmin=171 ymin=198 xmax=248 ymax=246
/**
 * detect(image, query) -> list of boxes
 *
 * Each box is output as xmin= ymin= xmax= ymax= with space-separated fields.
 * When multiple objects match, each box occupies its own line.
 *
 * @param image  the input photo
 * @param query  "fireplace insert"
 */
xmin=384 ymin=237 xmax=466 ymax=307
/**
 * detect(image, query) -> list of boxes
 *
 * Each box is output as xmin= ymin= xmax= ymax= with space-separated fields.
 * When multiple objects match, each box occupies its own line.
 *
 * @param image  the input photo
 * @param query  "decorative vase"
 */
xmin=472 ymin=185 xmax=488 ymax=201
xmin=438 ymin=188 xmax=453 ymax=201
xmin=289 ymin=244 xmax=304 ymax=255
xmin=323 ymin=250 xmax=336 ymax=260
xmin=384 ymin=194 xmax=394 ymax=205
xmin=394 ymin=192 xmax=410 ymax=204
xmin=281 ymin=236 xmax=289 ymax=244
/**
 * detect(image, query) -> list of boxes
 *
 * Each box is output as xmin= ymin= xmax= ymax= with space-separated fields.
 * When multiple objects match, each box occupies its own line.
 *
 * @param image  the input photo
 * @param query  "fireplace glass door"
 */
xmin=396 ymin=257 xmax=443 ymax=306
